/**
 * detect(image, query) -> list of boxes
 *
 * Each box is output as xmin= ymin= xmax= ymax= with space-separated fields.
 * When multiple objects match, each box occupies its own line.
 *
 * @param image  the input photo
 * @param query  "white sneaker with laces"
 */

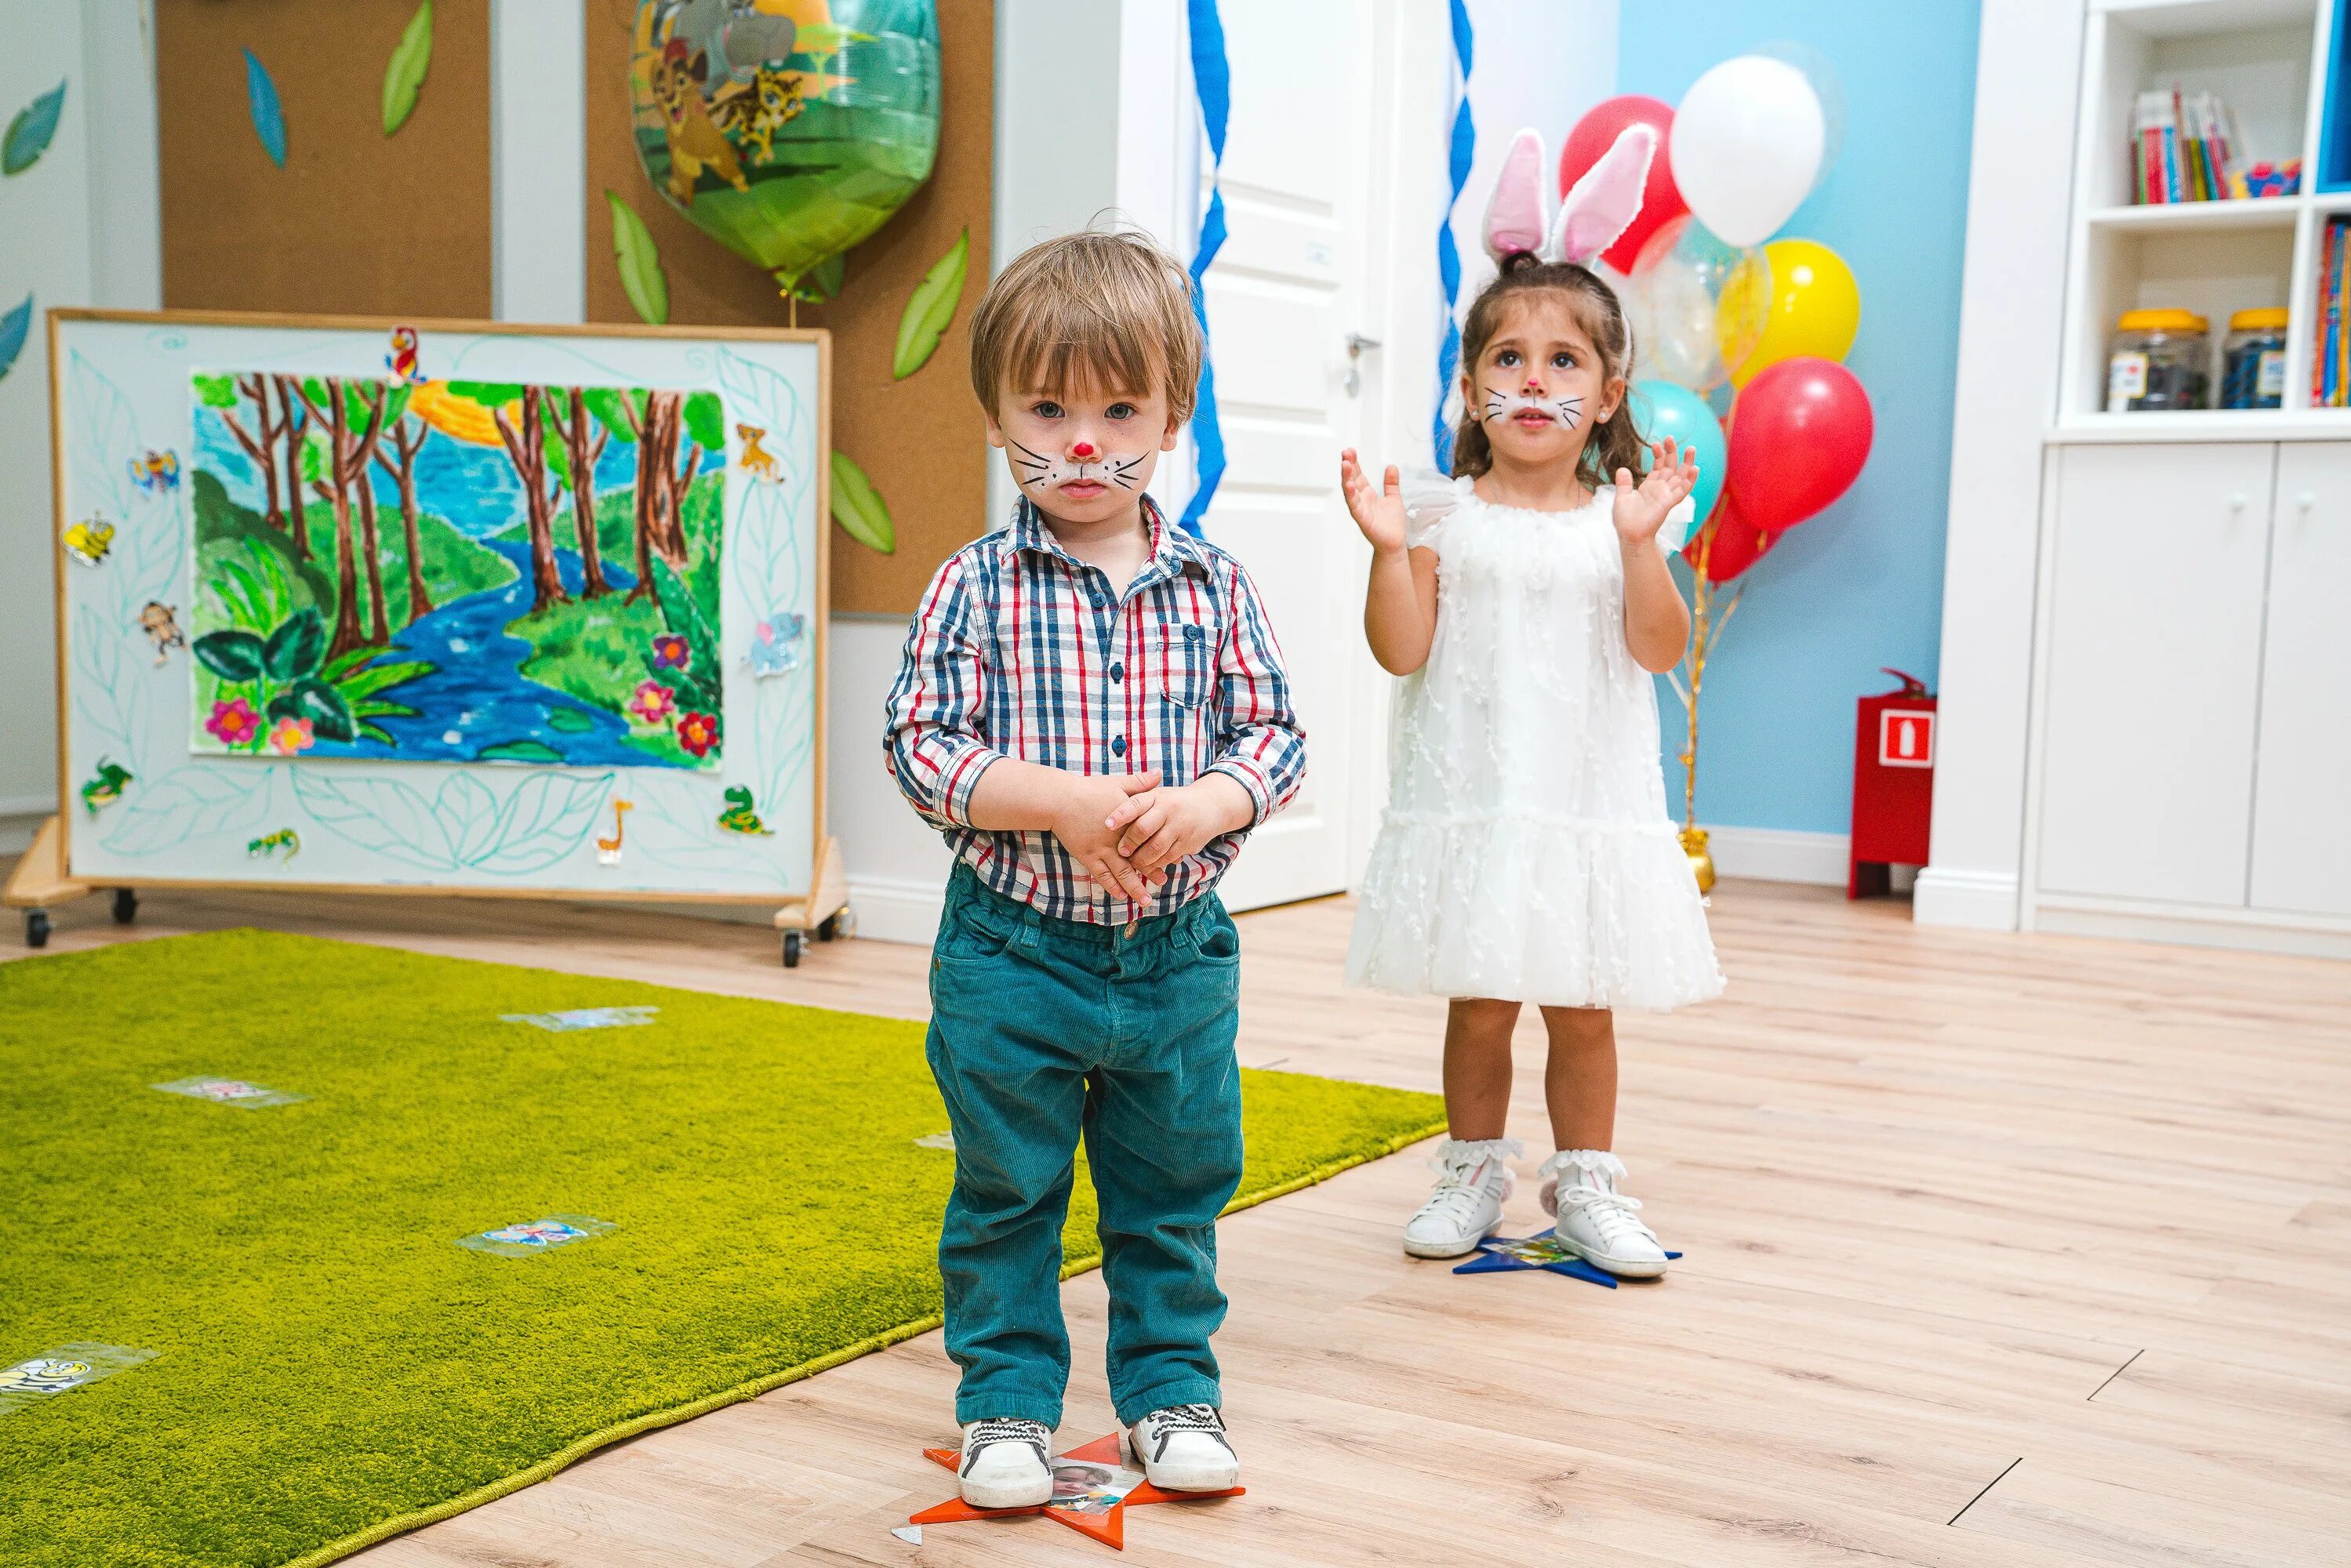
xmin=1124 ymin=1403 xmax=1240 ymax=1491
xmin=1538 ymin=1149 xmax=1669 ymax=1278
xmin=957 ymin=1416 xmax=1052 ymax=1509
xmin=1401 ymin=1136 xmax=1522 ymax=1258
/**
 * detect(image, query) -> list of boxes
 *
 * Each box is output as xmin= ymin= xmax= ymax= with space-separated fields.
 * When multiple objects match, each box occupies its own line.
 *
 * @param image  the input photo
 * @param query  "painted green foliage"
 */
xmin=893 ymin=227 xmax=967 ymax=379
xmin=829 ymin=450 xmax=892 ymax=554
xmin=607 ymin=191 xmax=669 ymax=325
xmin=3 ymin=80 xmax=65 ymax=176
xmin=383 ymin=1 xmax=434 ymax=136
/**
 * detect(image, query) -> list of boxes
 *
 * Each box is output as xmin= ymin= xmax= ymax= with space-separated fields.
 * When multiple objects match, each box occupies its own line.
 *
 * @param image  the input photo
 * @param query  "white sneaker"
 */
xmin=1124 ymin=1404 xmax=1240 ymax=1492
xmin=1402 ymin=1137 xmax=1522 ymax=1258
xmin=957 ymin=1417 xmax=1052 ymax=1509
xmin=1538 ymin=1149 xmax=1669 ymax=1279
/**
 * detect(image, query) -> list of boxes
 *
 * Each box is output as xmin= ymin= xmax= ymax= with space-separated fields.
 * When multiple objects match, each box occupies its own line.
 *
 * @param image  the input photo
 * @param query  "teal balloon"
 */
xmin=1629 ymin=379 xmax=1727 ymax=524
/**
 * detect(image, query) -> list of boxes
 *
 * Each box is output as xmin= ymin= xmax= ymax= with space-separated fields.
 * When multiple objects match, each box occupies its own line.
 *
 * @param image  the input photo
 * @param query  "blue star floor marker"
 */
xmin=1452 ymin=1229 xmax=1682 ymax=1289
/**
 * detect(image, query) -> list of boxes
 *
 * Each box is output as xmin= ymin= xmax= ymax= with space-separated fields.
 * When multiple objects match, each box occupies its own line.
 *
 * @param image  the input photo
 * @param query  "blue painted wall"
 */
xmin=1617 ymin=2 xmax=1981 ymax=837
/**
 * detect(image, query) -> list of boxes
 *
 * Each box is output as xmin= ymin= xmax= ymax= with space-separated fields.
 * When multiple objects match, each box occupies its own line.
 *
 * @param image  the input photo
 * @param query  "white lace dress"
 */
xmin=1346 ymin=473 xmax=1724 ymax=1011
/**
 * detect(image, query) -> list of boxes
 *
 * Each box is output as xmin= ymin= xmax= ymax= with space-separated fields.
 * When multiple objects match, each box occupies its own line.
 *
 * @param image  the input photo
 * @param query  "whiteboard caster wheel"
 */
xmin=113 ymin=887 xmax=138 ymax=924
xmin=782 ymin=930 xmax=804 ymax=967
xmin=816 ymin=913 xmax=841 ymax=942
xmin=25 ymin=909 xmax=51 ymax=948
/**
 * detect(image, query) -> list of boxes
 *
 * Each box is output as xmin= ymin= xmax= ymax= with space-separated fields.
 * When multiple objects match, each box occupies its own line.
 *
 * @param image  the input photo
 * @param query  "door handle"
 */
xmin=1343 ymin=332 xmax=1381 ymax=398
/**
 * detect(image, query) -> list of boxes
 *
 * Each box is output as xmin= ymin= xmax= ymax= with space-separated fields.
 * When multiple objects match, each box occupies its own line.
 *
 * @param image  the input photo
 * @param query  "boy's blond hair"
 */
xmin=968 ymin=229 xmax=1203 ymax=424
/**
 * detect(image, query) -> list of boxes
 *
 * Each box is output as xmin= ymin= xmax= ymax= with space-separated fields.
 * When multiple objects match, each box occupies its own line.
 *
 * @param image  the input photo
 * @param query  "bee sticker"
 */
xmin=61 ymin=517 xmax=115 ymax=566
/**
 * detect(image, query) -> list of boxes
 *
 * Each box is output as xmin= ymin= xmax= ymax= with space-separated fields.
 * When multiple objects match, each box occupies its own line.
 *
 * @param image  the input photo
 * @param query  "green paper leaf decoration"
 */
xmin=893 ymin=228 xmax=968 ymax=380
xmin=829 ymin=451 xmax=894 ymax=554
xmin=4 ymin=80 xmax=66 ymax=176
xmin=606 ymin=191 xmax=668 ymax=326
xmin=243 ymin=50 xmax=286 ymax=169
xmin=383 ymin=1 xmax=433 ymax=136
xmin=0 ymin=295 xmax=28 ymax=386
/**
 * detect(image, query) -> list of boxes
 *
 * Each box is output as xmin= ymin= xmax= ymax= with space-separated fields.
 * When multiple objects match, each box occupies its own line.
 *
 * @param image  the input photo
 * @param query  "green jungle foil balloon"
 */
xmin=630 ymin=0 xmax=939 ymax=299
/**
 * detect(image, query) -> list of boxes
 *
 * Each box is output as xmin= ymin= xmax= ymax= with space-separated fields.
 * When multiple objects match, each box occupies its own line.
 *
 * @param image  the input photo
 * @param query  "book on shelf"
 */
xmin=2131 ymin=86 xmax=2267 ymax=203
xmin=2318 ymin=218 xmax=2349 ymax=409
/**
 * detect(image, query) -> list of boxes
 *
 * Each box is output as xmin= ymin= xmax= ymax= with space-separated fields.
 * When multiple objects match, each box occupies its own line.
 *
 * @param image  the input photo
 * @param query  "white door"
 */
xmin=2250 ymin=443 xmax=2351 ymax=916
xmin=2038 ymin=443 xmax=2275 ymax=906
xmin=1187 ymin=0 xmax=1390 ymax=913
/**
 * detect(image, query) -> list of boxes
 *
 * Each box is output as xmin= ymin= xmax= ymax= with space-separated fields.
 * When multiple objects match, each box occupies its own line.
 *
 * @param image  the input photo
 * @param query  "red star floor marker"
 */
xmin=910 ymin=1432 xmax=1243 ymax=1550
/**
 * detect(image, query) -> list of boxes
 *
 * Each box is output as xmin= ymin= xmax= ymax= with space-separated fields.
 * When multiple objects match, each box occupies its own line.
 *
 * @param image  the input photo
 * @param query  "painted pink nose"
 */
xmin=1071 ymin=441 xmax=1097 ymax=459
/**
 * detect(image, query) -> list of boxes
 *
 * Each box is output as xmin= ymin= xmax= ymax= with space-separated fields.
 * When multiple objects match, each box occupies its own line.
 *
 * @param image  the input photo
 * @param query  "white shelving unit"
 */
xmin=2054 ymin=0 xmax=2334 ymax=437
xmin=2021 ymin=0 xmax=2351 ymax=956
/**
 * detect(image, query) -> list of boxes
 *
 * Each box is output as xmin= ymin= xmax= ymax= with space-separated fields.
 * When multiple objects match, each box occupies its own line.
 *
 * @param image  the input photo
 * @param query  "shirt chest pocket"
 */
xmin=1155 ymin=620 xmax=1215 ymax=710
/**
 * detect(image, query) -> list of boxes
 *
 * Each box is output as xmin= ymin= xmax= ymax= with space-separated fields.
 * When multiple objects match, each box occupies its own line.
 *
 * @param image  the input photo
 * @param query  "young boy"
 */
xmin=884 ymin=230 xmax=1305 ymax=1508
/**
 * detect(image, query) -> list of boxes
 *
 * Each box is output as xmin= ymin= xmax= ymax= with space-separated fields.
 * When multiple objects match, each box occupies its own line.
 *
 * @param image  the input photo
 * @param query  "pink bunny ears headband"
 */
xmin=1482 ymin=123 xmax=1657 ymax=268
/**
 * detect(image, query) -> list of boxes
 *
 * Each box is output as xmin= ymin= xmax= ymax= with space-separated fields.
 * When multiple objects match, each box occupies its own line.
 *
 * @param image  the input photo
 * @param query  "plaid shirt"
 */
xmin=885 ymin=495 xmax=1306 ymax=924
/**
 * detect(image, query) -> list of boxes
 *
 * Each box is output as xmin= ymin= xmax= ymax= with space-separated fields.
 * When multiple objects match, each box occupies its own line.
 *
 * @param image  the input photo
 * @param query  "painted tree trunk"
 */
xmin=639 ymin=392 xmax=691 ymax=568
xmin=355 ymin=480 xmax=391 ymax=644
xmin=319 ymin=387 xmax=367 ymax=662
xmin=274 ymin=377 xmax=312 ymax=560
xmin=564 ymin=390 xmax=612 ymax=600
xmin=497 ymin=387 xmax=569 ymax=616
xmin=394 ymin=443 xmax=431 ymax=622
xmin=236 ymin=376 xmax=284 ymax=532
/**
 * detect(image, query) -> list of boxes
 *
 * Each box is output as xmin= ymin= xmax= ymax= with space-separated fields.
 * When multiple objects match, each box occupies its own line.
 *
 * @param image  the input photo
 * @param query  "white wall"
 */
xmin=1914 ymin=0 xmax=2084 ymax=931
xmin=0 ymin=0 xmax=162 ymax=856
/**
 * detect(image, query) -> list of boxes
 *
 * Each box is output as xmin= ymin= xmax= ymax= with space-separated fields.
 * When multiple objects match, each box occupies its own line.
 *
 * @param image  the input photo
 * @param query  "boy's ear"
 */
xmin=1160 ymin=415 xmax=1181 ymax=453
xmin=983 ymin=408 xmax=1006 ymax=449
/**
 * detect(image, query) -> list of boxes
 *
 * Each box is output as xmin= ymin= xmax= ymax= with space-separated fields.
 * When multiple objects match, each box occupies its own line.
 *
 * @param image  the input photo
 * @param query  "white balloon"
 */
xmin=1670 ymin=56 xmax=1825 ymax=249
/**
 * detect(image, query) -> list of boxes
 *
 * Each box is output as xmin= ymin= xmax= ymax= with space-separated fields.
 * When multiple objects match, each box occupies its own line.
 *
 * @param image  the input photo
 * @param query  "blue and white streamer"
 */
xmin=1179 ymin=0 xmax=1230 ymax=538
xmin=1432 ymin=0 xmax=1475 ymax=469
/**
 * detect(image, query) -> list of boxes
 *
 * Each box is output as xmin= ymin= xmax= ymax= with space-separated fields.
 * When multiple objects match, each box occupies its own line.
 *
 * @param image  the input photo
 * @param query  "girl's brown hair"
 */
xmin=1451 ymin=253 xmax=1646 ymax=489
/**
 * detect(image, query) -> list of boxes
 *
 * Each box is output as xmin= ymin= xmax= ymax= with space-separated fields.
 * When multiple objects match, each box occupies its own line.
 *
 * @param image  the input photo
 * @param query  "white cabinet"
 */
xmin=2040 ymin=443 xmax=2275 ymax=905
xmin=2250 ymin=445 xmax=2351 ymax=916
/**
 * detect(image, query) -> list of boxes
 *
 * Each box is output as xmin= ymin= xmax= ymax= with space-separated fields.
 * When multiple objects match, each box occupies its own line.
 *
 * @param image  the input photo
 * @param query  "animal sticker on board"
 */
xmin=596 ymin=799 xmax=634 ymax=866
xmin=385 ymin=326 xmax=425 ymax=386
xmin=137 ymin=602 xmax=184 ymax=666
xmin=81 ymin=757 xmax=132 ymax=815
xmin=737 ymin=423 xmax=783 ymax=482
xmin=127 ymin=450 xmax=180 ymax=493
xmin=247 ymin=829 xmax=300 ymax=860
xmin=745 ymin=612 xmax=804 ymax=679
xmin=61 ymin=517 xmax=114 ymax=567
xmin=716 ymin=785 xmax=772 ymax=835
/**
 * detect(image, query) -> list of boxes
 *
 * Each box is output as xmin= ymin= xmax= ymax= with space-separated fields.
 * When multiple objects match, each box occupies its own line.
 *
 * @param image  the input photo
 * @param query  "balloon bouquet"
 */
xmin=1571 ymin=52 xmax=1877 ymax=891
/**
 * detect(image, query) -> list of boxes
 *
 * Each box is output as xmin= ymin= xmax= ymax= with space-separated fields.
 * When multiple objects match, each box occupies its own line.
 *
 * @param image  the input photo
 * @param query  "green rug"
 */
xmin=0 ymin=931 xmax=1442 ymax=1568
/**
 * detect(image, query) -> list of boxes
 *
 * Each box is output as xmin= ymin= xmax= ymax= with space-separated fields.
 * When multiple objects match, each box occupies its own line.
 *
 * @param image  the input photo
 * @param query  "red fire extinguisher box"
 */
xmin=1849 ymin=669 xmax=1935 ymax=898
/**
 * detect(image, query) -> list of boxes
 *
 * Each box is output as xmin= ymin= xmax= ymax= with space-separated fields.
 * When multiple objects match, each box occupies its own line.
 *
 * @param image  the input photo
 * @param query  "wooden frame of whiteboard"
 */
xmin=42 ymin=307 xmax=833 ymax=910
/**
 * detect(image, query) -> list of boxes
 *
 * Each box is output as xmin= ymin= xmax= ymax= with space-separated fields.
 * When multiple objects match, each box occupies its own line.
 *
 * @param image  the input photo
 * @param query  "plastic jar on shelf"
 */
xmin=2106 ymin=310 xmax=2209 ymax=412
xmin=2220 ymin=308 xmax=2288 ymax=410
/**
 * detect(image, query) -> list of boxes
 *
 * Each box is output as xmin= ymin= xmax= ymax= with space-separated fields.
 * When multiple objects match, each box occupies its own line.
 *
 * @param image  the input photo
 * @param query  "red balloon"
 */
xmin=1559 ymin=96 xmax=1686 ymax=273
xmin=1681 ymin=492 xmax=1779 ymax=583
xmin=1724 ymin=358 xmax=1873 ymax=532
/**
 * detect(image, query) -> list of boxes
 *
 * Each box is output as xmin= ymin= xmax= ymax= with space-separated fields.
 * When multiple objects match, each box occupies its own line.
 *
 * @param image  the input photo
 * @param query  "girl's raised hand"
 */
xmin=1340 ymin=448 xmax=1409 ymax=554
xmin=1612 ymin=436 xmax=1698 ymax=546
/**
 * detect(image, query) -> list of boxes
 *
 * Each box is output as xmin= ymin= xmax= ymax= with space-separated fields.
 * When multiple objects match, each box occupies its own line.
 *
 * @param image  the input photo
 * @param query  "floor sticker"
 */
xmin=890 ymin=1525 xmax=921 ymax=1544
xmin=1452 ymin=1229 xmax=1681 ymax=1289
xmin=456 ymin=1215 xmax=617 ymax=1258
xmin=912 ymin=1431 xmax=1242 ymax=1550
xmin=914 ymin=1131 xmax=955 ymax=1151
xmin=499 ymin=1006 xmax=659 ymax=1032
xmin=152 ymin=1076 xmax=309 ymax=1109
xmin=0 ymin=1345 xmax=157 ymax=1416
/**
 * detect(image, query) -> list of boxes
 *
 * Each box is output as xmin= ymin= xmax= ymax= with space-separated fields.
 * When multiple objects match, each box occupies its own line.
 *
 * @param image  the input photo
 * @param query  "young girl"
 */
xmin=1340 ymin=125 xmax=1723 ymax=1277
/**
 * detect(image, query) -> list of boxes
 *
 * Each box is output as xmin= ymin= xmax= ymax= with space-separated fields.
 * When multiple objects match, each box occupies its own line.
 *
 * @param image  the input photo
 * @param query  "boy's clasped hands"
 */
xmin=1056 ymin=769 xmax=1252 ymax=905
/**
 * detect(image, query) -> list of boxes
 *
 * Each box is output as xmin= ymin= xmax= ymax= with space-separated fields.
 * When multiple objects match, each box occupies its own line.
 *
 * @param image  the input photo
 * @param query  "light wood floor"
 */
xmin=10 ymin=875 xmax=2350 ymax=1566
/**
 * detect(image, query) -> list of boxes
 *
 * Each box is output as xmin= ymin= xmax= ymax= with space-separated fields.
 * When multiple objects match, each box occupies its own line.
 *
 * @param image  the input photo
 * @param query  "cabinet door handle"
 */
xmin=2228 ymin=492 xmax=2248 ymax=511
xmin=2296 ymin=491 xmax=2317 ymax=511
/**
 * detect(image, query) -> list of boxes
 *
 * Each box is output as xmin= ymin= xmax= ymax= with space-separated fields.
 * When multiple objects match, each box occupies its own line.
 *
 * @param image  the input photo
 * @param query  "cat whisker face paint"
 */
xmin=1480 ymin=385 xmax=1585 ymax=430
xmin=1007 ymin=438 xmax=1153 ymax=496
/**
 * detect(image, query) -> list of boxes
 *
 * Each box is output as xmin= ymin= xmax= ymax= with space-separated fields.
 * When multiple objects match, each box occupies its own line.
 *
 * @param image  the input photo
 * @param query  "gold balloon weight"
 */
xmin=1679 ymin=824 xmax=1716 ymax=896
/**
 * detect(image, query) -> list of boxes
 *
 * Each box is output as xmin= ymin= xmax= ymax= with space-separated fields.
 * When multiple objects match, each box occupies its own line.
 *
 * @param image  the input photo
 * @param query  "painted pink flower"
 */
xmin=674 ymin=710 xmax=719 ymax=758
xmin=626 ymin=680 xmax=676 ymax=728
xmin=205 ymin=698 xmax=261 ymax=747
xmin=267 ymin=716 xmax=314 ymax=756
xmin=649 ymin=633 xmax=690 ymax=670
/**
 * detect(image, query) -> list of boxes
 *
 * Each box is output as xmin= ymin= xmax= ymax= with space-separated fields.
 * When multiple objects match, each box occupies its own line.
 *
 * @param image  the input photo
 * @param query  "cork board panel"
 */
xmin=583 ymin=0 xmax=992 ymax=615
xmin=157 ymin=0 xmax=492 ymax=318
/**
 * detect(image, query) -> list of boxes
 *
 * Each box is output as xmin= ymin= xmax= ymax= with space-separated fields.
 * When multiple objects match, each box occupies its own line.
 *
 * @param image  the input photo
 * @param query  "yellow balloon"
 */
xmin=1724 ymin=238 xmax=1860 ymax=388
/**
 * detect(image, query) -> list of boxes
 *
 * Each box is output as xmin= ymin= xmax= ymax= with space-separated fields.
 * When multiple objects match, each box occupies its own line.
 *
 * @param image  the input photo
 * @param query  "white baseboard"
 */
xmin=845 ymin=873 xmax=947 ymax=946
xmin=1913 ymin=866 xmax=2020 ymax=930
xmin=1704 ymin=826 xmax=1850 ymax=887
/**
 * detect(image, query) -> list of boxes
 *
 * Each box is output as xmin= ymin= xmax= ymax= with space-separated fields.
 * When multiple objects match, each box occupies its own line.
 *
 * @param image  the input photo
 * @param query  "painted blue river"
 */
xmin=306 ymin=539 xmax=670 ymax=768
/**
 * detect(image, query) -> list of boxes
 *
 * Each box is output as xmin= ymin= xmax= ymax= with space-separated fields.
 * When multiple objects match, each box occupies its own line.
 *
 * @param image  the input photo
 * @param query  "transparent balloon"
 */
xmin=630 ymin=0 xmax=940 ymax=301
xmin=1752 ymin=39 xmax=1846 ymax=197
xmin=1618 ymin=216 xmax=1771 ymax=393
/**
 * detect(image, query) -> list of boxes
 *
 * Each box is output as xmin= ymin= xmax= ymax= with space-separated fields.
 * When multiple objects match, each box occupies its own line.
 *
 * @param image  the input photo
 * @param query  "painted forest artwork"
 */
xmin=187 ymin=372 xmax=727 ymax=770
